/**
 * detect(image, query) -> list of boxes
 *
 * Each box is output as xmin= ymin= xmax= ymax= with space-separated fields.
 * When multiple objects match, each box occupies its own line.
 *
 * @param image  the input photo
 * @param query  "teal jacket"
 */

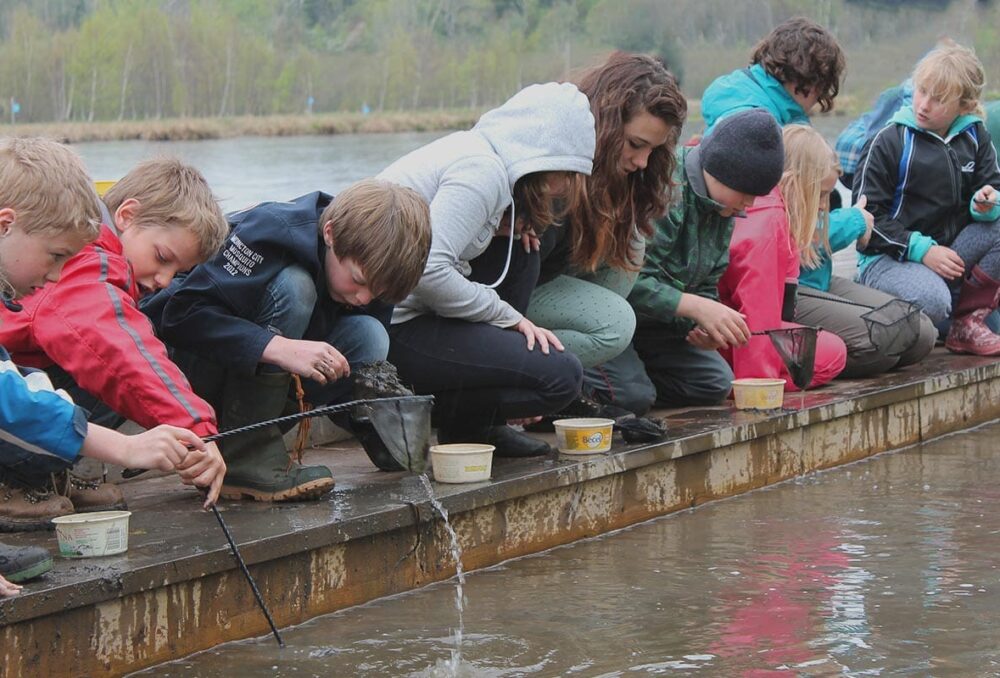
xmin=799 ymin=208 xmax=869 ymax=291
xmin=629 ymin=146 xmax=734 ymax=339
xmin=702 ymin=63 xmax=868 ymax=291
xmin=701 ymin=64 xmax=810 ymax=134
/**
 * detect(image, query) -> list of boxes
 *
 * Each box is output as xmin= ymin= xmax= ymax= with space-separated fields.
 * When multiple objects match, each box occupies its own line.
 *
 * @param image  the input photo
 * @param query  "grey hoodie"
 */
xmin=378 ymin=82 xmax=595 ymax=327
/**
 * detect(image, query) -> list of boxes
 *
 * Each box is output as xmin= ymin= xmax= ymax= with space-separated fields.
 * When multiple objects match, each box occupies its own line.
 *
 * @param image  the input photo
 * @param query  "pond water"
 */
xmin=135 ymin=422 xmax=1000 ymax=677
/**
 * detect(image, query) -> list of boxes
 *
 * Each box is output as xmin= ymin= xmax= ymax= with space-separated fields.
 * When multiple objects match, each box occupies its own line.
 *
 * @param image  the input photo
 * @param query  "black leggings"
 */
xmin=388 ymin=237 xmax=582 ymax=431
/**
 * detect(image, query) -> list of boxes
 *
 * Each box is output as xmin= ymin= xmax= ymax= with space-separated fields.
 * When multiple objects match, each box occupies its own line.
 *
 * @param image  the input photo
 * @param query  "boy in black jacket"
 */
xmin=855 ymin=42 xmax=1000 ymax=355
xmin=156 ymin=179 xmax=431 ymax=501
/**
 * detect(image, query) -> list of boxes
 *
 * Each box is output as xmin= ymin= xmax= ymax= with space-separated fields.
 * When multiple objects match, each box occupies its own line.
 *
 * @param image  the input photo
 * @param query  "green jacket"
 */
xmin=629 ymin=146 xmax=734 ymax=339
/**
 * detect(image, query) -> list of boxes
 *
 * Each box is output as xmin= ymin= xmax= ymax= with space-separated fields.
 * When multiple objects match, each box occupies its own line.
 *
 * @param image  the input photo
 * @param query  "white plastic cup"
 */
xmin=552 ymin=418 xmax=615 ymax=454
xmin=731 ymin=378 xmax=786 ymax=410
xmin=51 ymin=510 xmax=132 ymax=558
xmin=430 ymin=444 xmax=494 ymax=483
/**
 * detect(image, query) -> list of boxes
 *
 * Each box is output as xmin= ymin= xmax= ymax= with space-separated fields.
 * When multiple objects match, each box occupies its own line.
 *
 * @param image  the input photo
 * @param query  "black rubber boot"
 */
xmin=0 ymin=542 xmax=52 ymax=582
xmin=439 ymin=424 xmax=552 ymax=458
xmin=218 ymin=371 xmax=335 ymax=502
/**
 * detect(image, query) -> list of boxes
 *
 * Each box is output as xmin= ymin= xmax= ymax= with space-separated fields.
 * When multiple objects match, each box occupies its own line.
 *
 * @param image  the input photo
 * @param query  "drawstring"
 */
xmin=484 ymin=201 xmax=516 ymax=289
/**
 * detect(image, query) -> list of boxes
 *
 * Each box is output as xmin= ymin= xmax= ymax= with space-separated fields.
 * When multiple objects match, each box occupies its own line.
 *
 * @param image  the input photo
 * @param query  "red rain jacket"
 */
xmin=718 ymin=188 xmax=846 ymax=391
xmin=0 ymin=223 xmax=218 ymax=436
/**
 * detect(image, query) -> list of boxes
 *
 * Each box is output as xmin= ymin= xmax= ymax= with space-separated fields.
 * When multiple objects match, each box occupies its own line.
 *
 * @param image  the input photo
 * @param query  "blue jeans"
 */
xmin=169 ymin=265 xmax=389 ymax=411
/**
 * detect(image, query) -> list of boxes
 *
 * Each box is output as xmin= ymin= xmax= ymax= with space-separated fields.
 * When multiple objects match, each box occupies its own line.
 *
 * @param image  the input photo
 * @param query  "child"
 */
xmin=854 ymin=42 xmax=1000 ymax=355
xmin=0 ymin=158 xmax=229 ymax=517
xmin=0 ymin=138 xmax=221 ymax=595
xmin=594 ymin=109 xmax=784 ymax=409
xmin=524 ymin=52 xmax=687 ymax=416
xmin=700 ymin=17 xmax=845 ymax=134
xmin=157 ymin=179 xmax=432 ymax=501
xmin=717 ymin=125 xmax=848 ymax=389
xmin=379 ymin=82 xmax=593 ymax=457
xmin=781 ymin=126 xmax=937 ymax=377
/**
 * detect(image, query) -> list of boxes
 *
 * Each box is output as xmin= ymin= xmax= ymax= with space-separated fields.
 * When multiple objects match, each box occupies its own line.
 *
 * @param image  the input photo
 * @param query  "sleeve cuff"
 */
xmin=906 ymin=232 xmax=937 ymax=263
xmin=970 ymin=198 xmax=1000 ymax=222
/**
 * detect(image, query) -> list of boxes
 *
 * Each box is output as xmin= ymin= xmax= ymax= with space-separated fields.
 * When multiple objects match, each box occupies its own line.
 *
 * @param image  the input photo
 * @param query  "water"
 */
xmin=136 ymin=422 xmax=1000 ymax=676
xmin=74 ymin=131 xmax=448 ymax=213
xmin=417 ymin=474 xmax=469 ymax=676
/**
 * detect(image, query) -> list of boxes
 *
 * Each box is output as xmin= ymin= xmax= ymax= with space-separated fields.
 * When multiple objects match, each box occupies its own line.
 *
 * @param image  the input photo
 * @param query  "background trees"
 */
xmin=0 ymin=0 xmax=994 ymax=123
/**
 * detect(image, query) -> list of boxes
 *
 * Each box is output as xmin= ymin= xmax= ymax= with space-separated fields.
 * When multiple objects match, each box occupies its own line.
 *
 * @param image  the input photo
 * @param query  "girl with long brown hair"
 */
xmin=525 ymin=51 xmax=687 ymax=414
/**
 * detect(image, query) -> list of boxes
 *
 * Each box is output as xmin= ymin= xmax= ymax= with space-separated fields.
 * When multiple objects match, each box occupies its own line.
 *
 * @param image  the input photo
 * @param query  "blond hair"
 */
xmin=913 ymin=40 xmax=986 ymax=118
xmin=321 ymin=179 xmax=431 ymax=304
xmin=0 ymin=137 xmax=99 ymax=238
xmin=103 ymin=157 xmax=227 ymax=261
xmin=780 ymin=125 xmax=839 ymax=270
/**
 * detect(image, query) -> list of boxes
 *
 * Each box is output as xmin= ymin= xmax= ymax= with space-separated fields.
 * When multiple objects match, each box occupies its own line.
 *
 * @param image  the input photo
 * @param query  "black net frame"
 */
xmin=762 ymin=326 xmax=818 ymax=390
xmin=860 ymin=299 xmax=922 ymax=356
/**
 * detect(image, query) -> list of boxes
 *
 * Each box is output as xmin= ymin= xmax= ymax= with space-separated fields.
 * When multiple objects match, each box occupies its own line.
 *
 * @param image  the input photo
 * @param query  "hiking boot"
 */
xmin=945 ymin=308 xmax=1000 ymax=355
xmin=946 ymin=266 xmax=1000 ymax=355
xmin=0 ymin=482 xmax=74 ymax=532
xmin=439 ymin=424 xmax=552 ymax=458
xmin=218 ymin=371 xmax=334 ymax=502
xmin=51 ymin=472 xmax=127 ymax=513
xmin=0 ymin=543 xmax=52 ymax=583
xmin=524 ymin=395 xmax=634 ymax=433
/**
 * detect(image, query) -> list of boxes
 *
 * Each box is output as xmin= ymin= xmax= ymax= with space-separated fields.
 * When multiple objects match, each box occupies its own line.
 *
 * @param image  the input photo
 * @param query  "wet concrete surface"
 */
xmin=0 ymin=349 xmax=997 ymax=630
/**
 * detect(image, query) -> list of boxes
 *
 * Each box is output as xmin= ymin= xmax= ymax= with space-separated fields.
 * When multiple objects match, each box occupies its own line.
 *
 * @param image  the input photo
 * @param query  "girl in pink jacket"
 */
xmin=718 ymin=125 xmax=847 ymax=390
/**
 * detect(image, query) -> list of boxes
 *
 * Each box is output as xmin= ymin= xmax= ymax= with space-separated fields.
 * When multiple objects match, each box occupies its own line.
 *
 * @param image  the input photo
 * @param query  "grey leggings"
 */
xmin=859 ymin=218 xmax=1000 ymax=323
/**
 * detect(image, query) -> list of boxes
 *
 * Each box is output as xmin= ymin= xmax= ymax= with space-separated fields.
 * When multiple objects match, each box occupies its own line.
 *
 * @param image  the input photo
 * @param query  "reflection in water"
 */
xmin=136 ymin=423 xmax=1000 ymax=677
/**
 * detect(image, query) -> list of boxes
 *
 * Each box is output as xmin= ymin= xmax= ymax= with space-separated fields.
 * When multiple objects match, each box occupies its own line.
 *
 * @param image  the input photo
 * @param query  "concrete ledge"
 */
xmin=2 ymin=350 xmax=999 ymax=676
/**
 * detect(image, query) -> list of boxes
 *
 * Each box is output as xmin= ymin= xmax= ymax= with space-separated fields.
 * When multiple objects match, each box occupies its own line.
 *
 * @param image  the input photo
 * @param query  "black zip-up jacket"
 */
xmin=158 ymin=192 xmax=390 ymax=375
xmin=854 ymin=107 xmax=1000 ymax=264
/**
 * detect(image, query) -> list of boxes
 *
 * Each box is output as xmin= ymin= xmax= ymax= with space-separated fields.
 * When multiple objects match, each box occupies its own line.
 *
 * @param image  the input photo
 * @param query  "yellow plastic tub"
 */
xmin=731 ymin=378 xmax=786 ymax=410
xmin=553 ymin=418 xmax=614 ymax=454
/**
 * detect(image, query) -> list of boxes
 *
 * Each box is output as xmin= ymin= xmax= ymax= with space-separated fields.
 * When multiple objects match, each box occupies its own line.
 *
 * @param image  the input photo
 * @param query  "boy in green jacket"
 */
xmin=585 ymin=109 xmax=784 ymax=411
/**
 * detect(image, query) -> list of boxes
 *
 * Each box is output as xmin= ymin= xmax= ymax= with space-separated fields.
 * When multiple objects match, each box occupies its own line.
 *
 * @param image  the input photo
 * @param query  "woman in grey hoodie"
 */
xmin=379 ymin=82 xmax=596 ymax=457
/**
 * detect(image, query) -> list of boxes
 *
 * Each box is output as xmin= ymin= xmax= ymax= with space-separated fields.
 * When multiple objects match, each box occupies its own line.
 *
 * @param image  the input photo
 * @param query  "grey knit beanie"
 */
xmin=700 ymin=109 xmax=784 ymax=196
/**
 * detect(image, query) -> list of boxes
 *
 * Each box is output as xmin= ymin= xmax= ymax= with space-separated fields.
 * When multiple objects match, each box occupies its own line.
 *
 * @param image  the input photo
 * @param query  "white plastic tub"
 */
xmin=430 ymin=444 xmax=494 ymax=483
xmin=553 ymin=418 xmax=615 ymax=454
xmin=51 ymin=510 xmax=132 ymax=558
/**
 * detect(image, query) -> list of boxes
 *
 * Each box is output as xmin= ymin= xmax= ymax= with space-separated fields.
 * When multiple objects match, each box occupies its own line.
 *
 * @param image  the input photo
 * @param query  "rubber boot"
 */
xmin=218 ymin=371 xmax=334 ymax=502
xmin=0 ymin=542 xmax=52 ymax=582
xmin=945 ymin=265 xmax=1000 ymax=356
xmin=438 ymin=423 xmax=552 ymax=458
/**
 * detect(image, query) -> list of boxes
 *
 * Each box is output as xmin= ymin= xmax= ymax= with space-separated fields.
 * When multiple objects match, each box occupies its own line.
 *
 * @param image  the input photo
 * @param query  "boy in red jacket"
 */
xmin=0 ymin=157 xmax=228 ymax=522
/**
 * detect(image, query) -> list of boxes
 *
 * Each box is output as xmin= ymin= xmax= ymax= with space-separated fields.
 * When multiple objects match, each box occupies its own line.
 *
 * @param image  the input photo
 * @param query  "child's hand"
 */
xmin=854 ymin=195 xmax=875 ymax=248
xmin=687 ymin=326 xmax=722 ymax=350
xmin=0 ymin=573 xmax=22 ymax=597
xmin=123 ymin=425 xmax=204 ymax=472
xmin=973 ymin=185 xmax=999 ymax=213
xmin=513 ymin=317 xmax=564 ymax=354
xmin=680 ymin=294 xmax=750 ymax=348
xmin=262 ymin=335 xmax=349 ymax=384
xmin=922 ymin=245 xmax=965 ymax=280
xmin=176 ymin=441 xmax=226 ymax=508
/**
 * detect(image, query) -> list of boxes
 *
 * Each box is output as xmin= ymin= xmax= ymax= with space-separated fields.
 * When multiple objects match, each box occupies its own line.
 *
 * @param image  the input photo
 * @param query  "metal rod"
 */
xmin=121 ymin=395 xmax=423 ymax=479
xmin=210 ymin=503 xmax=285 ymax=647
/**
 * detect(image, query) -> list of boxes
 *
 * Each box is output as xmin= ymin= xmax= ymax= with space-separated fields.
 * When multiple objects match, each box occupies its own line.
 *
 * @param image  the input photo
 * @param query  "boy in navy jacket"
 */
xmin=156 ymin=180 xmax=431 ymax=501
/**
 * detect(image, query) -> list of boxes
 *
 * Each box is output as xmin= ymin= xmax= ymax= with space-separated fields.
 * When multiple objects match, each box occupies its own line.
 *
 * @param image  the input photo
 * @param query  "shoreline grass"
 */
xmin=0 ymin=109 xmax=484 ymax=143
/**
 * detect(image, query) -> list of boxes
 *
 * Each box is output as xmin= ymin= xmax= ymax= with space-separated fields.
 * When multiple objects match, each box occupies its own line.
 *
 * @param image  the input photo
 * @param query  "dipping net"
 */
xmin=762 ymin=326 xmax=818 ymax=390
xmin=860 ymin=299 xmax=922 ymax=356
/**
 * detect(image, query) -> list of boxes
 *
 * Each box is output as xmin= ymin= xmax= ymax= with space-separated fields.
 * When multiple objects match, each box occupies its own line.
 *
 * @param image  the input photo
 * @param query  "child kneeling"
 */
xmin=156 ymin=180 xmax=431 ymax=502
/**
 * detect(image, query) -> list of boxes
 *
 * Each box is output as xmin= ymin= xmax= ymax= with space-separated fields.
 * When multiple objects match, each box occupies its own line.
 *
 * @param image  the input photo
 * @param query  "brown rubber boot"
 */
xmin=52 ymin=471 xmax=127 ymax=513
xmin=945 ymin=266 xmax=1000 ymax=355
xmin=0 ymin=481 xmax=74 ymax=532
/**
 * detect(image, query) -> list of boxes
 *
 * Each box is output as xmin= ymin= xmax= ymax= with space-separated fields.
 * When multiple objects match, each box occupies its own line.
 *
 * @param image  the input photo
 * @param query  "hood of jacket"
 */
xmin=473 ymin=81 xmax=595 ymax=191
xmin=701 ymin=64 xmax=810 ymax=135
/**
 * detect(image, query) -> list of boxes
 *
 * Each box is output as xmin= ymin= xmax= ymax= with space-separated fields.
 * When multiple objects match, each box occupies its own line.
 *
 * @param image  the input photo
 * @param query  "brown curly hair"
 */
xmin=571 ymin=51 xmax=687 ymax=272
xmin=750 ymin=17 xmax=845 ymax=114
